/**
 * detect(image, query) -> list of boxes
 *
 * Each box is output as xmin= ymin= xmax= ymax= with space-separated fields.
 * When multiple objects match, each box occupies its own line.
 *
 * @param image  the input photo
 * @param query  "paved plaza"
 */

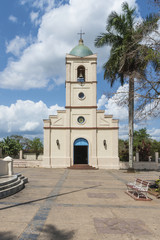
xmin=0 ymin=167 xmax=160 ymax=240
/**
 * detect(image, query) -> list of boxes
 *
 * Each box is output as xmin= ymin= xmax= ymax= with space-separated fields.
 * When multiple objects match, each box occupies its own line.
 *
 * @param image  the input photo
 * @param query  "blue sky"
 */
xmin=0 ymin=0 xmax=159 ymax=141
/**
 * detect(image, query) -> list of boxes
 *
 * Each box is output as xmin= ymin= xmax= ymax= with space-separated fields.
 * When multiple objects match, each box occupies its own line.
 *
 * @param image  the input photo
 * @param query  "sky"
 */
xmin=0 ymin=0 xmax=159 ymax=141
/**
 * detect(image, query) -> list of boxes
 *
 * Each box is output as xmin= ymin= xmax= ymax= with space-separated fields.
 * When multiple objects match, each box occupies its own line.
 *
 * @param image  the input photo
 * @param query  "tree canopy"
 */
xmin=0 ymin=136 xmax=22 ymax=157
xmin=0 ymin=136 xmax=43 ymax=158
xmin=28 ymin=137 xmax=43 ymax=159
xmin=95 ymin=2 xmax=160 ymax=167
xmin=119 ymin=128 xmax=160 ymax=161
xmin=95 ymin=2 xmax=159 ymax=86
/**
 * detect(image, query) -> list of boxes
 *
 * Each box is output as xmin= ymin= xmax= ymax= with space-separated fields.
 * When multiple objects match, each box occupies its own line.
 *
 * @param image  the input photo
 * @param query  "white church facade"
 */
xmin=43 ymin=38 xmax=119 ymax=169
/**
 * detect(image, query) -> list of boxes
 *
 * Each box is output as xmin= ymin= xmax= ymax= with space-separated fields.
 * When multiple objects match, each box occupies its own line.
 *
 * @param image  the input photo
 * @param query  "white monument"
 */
xmin=0 ymin=156 xmax=13 ymax=176
xmin=43 ymin=37 xmax=119 ymax=169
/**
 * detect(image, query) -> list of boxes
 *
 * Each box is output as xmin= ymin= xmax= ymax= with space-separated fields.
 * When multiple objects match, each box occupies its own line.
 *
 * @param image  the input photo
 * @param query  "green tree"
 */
xmin=29 ymin=138 xmax=43 ymax=159
xmin=0 ymin=136 xmax=22 ymax=157
xmin=133 ymin=128 xmax=152 ymax=161
xmin=10 ymin=135 xmax=31 ymax=151
xmin=119 ymin=139 xmax=129 ymax=161
xmin=119 ymin=129 xmax=160 ymax=161
xmin=133 ymin=128 xmax=151 ymax=149
xmin=150 ymin=140 xmax=160 ymax=157
xmin=95 ymin=2 xmax=159 ymax=168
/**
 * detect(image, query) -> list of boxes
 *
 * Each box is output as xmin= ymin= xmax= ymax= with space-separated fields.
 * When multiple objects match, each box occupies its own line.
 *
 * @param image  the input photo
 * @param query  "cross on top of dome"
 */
xmin=77 ymin=29 xmax=85 ymax=40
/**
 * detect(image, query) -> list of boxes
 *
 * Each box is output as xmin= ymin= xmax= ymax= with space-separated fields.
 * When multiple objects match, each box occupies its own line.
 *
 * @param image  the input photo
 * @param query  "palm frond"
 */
xmin=141 ymin=14 xmax=159 ymax=36
xmin=95 ymin=33 xmax=122 ymax=47
xmin=107 ymin=12 xmax=128 ymax=36
xmin=95 ymin=1 xmax=160 ymax=87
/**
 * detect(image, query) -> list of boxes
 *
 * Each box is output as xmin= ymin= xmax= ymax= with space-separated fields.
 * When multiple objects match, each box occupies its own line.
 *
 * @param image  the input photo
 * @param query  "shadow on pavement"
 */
xmin=0 ymin=232 xmax=16 ymax=240
xmin=38 ymin=224 xmax=75 ymax=240
xmin=0 ymin=184 xmax=101 ymax=211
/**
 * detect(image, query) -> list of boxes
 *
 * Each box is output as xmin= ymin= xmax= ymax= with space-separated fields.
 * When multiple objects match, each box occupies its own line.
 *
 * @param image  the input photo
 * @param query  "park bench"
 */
xmin=126 ymin=178 xmax=151 ymax=200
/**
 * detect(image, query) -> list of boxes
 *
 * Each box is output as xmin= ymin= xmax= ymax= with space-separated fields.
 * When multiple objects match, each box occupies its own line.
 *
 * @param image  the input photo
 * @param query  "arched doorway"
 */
xmin=74 ymin=138 xmax=88 ymax=164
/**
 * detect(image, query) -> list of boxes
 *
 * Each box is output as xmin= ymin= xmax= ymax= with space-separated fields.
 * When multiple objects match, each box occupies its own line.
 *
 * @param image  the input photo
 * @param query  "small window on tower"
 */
xmin=77 ymin=116 xmax=85 ymax=124
xmin=78 ymin=92 xmax=85 ymax=99
xmin=77 ymin=66 xmax=85 ymax=82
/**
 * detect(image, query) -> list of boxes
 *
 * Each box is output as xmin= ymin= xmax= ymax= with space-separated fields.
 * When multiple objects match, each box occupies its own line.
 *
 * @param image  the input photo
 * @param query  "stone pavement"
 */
xmin=0 ymin=167 xmax=160 ymax=240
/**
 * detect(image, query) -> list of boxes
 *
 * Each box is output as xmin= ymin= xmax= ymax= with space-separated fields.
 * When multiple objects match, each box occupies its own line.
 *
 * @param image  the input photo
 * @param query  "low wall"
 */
xmin=13 ymin=152 xmax=43 ymax=168
xmin=13 ymin=159 xmax=43 ymax=168
xmin=120 ymin=161 xmax=160 ymax=170
xmin=23 ymin=153 xmax=43 ymax=161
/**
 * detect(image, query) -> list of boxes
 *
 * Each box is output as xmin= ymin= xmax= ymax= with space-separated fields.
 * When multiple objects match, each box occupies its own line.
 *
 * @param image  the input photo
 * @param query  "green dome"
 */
xmin=70 ymin=39 xmax=93 ymax=57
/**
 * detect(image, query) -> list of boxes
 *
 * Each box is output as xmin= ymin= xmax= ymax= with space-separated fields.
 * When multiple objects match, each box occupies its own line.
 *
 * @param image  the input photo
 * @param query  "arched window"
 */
xmin=74 ymin=138 xmax=88 ymax=146
xmin=77 ymin=65 xmax=85 ymax=82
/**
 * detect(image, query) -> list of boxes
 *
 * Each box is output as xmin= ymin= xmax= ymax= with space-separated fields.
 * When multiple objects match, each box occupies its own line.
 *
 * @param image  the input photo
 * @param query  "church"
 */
xmin=43 ymin=36 xmax=119 ymax=169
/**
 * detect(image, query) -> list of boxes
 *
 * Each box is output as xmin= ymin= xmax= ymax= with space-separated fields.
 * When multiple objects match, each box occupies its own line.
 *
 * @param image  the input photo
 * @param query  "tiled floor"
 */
xmin=0 ymin=168 xmax=160 ymax=240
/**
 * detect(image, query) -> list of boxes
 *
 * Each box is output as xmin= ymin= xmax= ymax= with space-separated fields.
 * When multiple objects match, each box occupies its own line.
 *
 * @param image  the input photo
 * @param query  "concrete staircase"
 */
xmin=13 ymin=159 xmax=42 ymax=168
xmin=0 ymin=173 xmax=28 ymax=199
xmin=13 ymin=160 xmax=28 ymax=168
xmin=68 ymin=164 xmax=98 ymax=170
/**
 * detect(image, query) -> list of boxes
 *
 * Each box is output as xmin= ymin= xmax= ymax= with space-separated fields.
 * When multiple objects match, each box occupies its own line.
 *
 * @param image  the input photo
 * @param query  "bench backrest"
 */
xmin=136 ymin=178 xmax=143 ymax=184
xmin=141 ymin=180 xmax=150 ymax=187
xmin=135 ymin=179 xmax=150 ymax=189
xmin=137 ymin=179 xmax=150 ymax=190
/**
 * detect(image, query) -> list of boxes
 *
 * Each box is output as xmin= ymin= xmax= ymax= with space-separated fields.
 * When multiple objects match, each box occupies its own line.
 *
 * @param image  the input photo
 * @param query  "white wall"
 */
xmin=119 ymin=161 xmax=160 ymax=170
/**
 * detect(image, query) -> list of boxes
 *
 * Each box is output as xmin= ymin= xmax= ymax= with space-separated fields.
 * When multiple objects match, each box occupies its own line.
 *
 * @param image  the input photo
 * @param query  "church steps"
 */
xmin=68 ymin=164 xmax=98 ymax=170
xmin=13 ymin=160 xmax=28 ymax=168
xmin=13 ymin=160 xmax=42 ymax=168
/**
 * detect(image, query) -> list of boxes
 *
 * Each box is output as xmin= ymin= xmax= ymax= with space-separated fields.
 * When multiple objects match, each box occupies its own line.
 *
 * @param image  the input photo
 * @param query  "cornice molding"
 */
xmin=65 ymin=106 xmax=97 ymax=109
xmin=65 ymin=81 xmax=97 ymax=84
xmin=44 ymin=127 xmax=119 ymax=130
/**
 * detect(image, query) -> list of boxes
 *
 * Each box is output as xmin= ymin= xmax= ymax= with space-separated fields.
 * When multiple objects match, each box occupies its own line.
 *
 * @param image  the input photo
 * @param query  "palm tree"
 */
xmin=95 ymin=2 xmax=159 ymax=168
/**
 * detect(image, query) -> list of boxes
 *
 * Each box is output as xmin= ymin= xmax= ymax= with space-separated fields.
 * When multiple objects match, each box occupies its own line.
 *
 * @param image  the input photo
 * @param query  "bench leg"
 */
xmin=137 ymin=191 xmax=149 ymax=199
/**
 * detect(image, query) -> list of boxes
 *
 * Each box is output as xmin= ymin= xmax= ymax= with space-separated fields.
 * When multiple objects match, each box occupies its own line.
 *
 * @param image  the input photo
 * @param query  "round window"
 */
xmin=78 ymin=92 xmax=85 ymax=99
xmin=77 ymin=116 xmax=85 ymax=124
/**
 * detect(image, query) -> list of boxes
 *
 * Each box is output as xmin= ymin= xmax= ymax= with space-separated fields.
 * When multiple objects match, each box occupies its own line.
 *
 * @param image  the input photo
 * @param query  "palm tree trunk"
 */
xmin=129 ymin=77 xmax=134 ymax=168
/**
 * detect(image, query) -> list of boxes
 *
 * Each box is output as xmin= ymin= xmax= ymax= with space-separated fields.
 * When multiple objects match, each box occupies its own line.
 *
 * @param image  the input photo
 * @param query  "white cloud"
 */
xmin=141 ymin=19 xmax=160 ymax=48
xmin=148 ymin=128 xmax=160 ymax=140
xmin=20 ymin=122 xmax=40 ymax=132
xmin=30 ymin=11 xmax=40 ymax=26
xmin=103 ymin=84 xmax=129 ymax=121
xmin=33 ymin=0 xmax=55 ymax=11
xmin=0 ymin=0 xmax=137 ymax=90
xmin=97 ymin=84 xmax=160 ymax=140
xmin=0 ymin=100 xmax=64 ymax=137
xmin=97 ymin=84 xmax=157 ymax=140
xmin=119 ymin=124 xmax=128 ymax=140
xmin=97 ymin=94 xmax=108 ymax=109
xmin=20 ymin=0 xmax=55 ymax=12
xmin=97 ymin=84 xmax=129 ymax=139
xmin=119 ymin=123 xmax=160 ymax=141
xmin=6 ymin=36 xmax=28 ymax=57
xmin=9 ymin=15 xmax=18 ymax=23
xmin=137 ymin=97 xmax=160 ymax=120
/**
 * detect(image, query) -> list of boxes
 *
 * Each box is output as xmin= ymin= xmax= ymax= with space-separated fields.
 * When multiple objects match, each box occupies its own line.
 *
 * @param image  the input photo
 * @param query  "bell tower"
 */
xmin=66 ymin=37 xmax=97 ymax=110
xmin=43 ymin=36 xmax=119 ymax=169
xmin=65 ymin=37 xmax=98 ymax=166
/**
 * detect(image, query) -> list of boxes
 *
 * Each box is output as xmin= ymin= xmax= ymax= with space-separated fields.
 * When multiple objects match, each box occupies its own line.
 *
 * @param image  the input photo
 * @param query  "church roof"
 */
xmin=69 ymin=39 xmax=93 ymax=57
